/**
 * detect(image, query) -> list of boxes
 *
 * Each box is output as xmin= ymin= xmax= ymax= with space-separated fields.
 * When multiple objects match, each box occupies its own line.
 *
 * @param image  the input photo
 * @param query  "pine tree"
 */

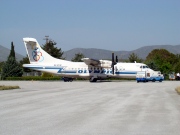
xmin=0 ymin=62 xmax=4 ymax=73
xmin=8 ymin=42 xmax=15 ymax=59
xmin=1 ymin=42 xmax=23 ymax=80
xmin=41 ymin=38 xmax=64 ymax=77
xmin=128 ymin=53 xmax=143 ymax=63
xmin=42 ymin=40 xmax=64 ymax=59
xmin=71 ymin=53 xmax=85 ymax=62
xmin=1 ymin=57 xmax=23 ymax=79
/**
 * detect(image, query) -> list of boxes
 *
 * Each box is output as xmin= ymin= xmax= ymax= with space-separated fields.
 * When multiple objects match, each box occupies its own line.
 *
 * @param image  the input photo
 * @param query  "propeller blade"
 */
xmin=112 ymin=65 xmax=114 ymax=74
xmin=116 ymin=56 xmax=118 ymax=63
xmin=112 ymin=52 xmax=114 ymax=63
xmin=112 ymin=53 xmax=115 ymax=74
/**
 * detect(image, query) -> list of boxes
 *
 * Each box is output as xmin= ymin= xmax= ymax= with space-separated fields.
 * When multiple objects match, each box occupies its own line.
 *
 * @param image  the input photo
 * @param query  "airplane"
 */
xmin=23 ymin=37 xmax=154 ymax=82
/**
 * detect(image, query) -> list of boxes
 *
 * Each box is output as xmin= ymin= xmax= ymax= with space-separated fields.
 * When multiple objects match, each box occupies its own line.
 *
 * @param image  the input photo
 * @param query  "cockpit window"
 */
xmin=140 ymin=65 xmax=149 ymax=68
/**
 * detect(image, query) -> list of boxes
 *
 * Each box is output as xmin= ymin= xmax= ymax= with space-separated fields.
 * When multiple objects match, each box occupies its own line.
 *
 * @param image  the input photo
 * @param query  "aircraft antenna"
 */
xmin=43 ymin=35 xmax=49 ymax=44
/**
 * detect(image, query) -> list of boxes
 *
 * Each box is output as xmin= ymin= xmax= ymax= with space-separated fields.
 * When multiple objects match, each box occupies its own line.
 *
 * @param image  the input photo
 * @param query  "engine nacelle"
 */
xmin=98 ymin=60 xmax=112 ymax=68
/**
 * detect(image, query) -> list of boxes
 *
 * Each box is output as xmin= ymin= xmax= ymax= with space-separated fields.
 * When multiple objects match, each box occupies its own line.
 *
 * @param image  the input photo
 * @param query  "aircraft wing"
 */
xmin=81 ymin=58 xmax=100 ymax=66
xmin=81 ymin=58 xmax=112 ymax=68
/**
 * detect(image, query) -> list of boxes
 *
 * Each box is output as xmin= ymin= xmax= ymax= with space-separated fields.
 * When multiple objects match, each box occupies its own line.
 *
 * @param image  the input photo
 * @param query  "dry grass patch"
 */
xmin=0 ymin=85 xmax=20 ymax=90
xmin=175 ymin=86 xmax=180 ymax=95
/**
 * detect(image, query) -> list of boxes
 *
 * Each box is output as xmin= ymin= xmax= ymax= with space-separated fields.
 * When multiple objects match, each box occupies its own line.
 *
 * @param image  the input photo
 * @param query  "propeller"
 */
xmin=116 ymin=55 xmax=118 ymax=63
xmin=111 ymin=53 xmax=118 ymax=74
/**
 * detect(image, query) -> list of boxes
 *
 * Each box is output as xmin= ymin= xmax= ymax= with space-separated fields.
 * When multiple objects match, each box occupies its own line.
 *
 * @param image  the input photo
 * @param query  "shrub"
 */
xmin=41 ymin=72 xmax=54 ymax=77
xmin=5 ymin=76 xmax=62 ymax=80
xmin=175 ymin=86 xmax=180 ymax=95
xmin=0 ymin=85 xmax=20 ymax=90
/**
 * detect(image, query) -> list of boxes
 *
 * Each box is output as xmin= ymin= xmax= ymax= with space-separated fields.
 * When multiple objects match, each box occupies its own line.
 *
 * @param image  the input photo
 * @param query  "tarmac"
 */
xmin=0 ymin=80 xmax=180 ymax=135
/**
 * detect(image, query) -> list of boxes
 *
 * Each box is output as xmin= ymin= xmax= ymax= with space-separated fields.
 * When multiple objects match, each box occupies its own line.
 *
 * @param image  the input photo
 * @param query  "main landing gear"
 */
xmin=63 ymin=77 xmax=73 ymax=82
xmin=89 ymin=77 xmax=97 ymax=82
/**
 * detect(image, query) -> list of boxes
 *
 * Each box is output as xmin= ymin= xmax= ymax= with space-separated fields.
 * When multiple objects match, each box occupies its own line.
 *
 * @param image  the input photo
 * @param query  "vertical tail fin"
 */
xmin=23 ymin=37 xmax=58 ymax=63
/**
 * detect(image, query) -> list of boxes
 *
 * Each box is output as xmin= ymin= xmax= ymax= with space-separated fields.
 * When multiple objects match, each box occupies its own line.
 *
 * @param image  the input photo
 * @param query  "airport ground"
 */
xmin=0 ymin=80 xmax=180 ymax=135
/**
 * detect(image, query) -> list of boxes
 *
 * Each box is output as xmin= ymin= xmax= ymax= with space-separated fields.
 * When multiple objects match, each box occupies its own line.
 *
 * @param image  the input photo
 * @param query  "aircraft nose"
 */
xmin=148 ymin=69 xmax=154 ymax=72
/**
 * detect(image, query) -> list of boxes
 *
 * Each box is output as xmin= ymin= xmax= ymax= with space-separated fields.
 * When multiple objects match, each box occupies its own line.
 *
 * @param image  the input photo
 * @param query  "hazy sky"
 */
xmin=0 ymin=0 xmax=180 ymax=56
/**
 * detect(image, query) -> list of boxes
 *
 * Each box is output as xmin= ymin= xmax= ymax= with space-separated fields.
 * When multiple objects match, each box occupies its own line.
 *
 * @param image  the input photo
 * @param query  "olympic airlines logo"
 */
xmin=32 ymin=47 xmax=44 ymax=62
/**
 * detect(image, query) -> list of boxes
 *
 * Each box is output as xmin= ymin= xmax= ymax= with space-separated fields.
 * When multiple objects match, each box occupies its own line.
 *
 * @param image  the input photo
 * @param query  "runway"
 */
xmin=0 ymin=81 xmax=180 ymax=135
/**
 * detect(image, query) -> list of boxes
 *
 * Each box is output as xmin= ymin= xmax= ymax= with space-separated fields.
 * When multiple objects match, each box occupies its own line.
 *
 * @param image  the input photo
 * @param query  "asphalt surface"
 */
xmin=0 ymin=80 xmax=180 ymax=135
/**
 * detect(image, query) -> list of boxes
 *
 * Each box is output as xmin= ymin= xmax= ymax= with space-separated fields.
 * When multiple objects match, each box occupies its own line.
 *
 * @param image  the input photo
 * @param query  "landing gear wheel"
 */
xmin=63 ymin=77 xmax=73 ymax=82
xmin=89 ymin=77 xmax=97 ymax=82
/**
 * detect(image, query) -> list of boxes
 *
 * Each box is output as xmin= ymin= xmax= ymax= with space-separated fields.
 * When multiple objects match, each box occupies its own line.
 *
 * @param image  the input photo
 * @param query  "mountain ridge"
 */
xmin=63 ymin=45 xmax=180 ymax=60
xmin=0 ymin=45 xmax=24 ymax=62
xmin=1 ymin=44 xmax=180 ymax=62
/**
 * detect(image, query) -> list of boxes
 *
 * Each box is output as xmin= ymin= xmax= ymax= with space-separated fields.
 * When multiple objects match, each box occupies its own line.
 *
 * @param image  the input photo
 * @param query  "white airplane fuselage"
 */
xmin=23 ymin=37 xmax=154 ymax=82
xmin=23 ymin=59 xmax=153 ymax=79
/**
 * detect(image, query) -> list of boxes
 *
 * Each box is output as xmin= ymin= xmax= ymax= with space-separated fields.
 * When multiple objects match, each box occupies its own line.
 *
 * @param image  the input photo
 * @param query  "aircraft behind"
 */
xmin=23 ymin=37 xmax=154 ymax=82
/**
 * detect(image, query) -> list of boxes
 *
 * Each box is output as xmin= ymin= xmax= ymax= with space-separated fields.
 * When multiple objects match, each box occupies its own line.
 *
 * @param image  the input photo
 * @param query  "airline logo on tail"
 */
xmin=32 ymin=47 xmax=44 ymax=62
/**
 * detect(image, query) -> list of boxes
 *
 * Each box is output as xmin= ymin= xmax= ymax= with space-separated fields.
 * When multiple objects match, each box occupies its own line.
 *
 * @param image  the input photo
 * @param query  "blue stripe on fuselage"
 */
xmin=25 ymin=66 xmax=137 ymax=75
xmin=26 ymin=66 xmax=64 ymax=69
xmin=115 ymin=72 xmax=137 ymax=74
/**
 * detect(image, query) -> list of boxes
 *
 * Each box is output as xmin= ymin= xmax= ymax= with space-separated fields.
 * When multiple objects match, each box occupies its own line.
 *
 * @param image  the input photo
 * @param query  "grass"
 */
xmin=175 ymin=86 xmax=180 ymax=95
xmin=0 ymin=85 xmax=20 ymax=90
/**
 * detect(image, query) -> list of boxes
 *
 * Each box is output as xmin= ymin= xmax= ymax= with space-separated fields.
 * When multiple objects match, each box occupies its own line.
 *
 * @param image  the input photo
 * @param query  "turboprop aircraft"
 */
xmin=23 ymin=37 xmax=154 ymax=82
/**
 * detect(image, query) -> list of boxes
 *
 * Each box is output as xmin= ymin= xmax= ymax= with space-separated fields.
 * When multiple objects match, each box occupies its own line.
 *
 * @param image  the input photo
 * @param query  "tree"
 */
xmin=71 ymin=53 xmax=85 ymax=62
xmin=19 ymin=55 xmax=30 ymax=65
xmin=41 ymin=38 xmax=64 ymax=77
xmin=19 ymin=55 xmax=31 ymax=72
xmin=0 ymin=62 xmax=4 ymax=73
xmin=1 ymin=43 xmax=23 ymax=80
xmin=174 ymin=61 xmax=180 ymax=73
xmin=41 ymin=72 xmax=54 ymax=77
xmin=145 ymin=49 xmax=178 ymax=74
xmin=42 ymin=40 xmax=64 ymax=59
xmin=1 ymin=57 xmax=23 ymax=80
xmin=128 ymin=53 xmax=143 ymax=63
xmin=146 ymin=61 xmax=159 ymax=71
xmin=8 ymin=42 xmax=15 ymax=59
